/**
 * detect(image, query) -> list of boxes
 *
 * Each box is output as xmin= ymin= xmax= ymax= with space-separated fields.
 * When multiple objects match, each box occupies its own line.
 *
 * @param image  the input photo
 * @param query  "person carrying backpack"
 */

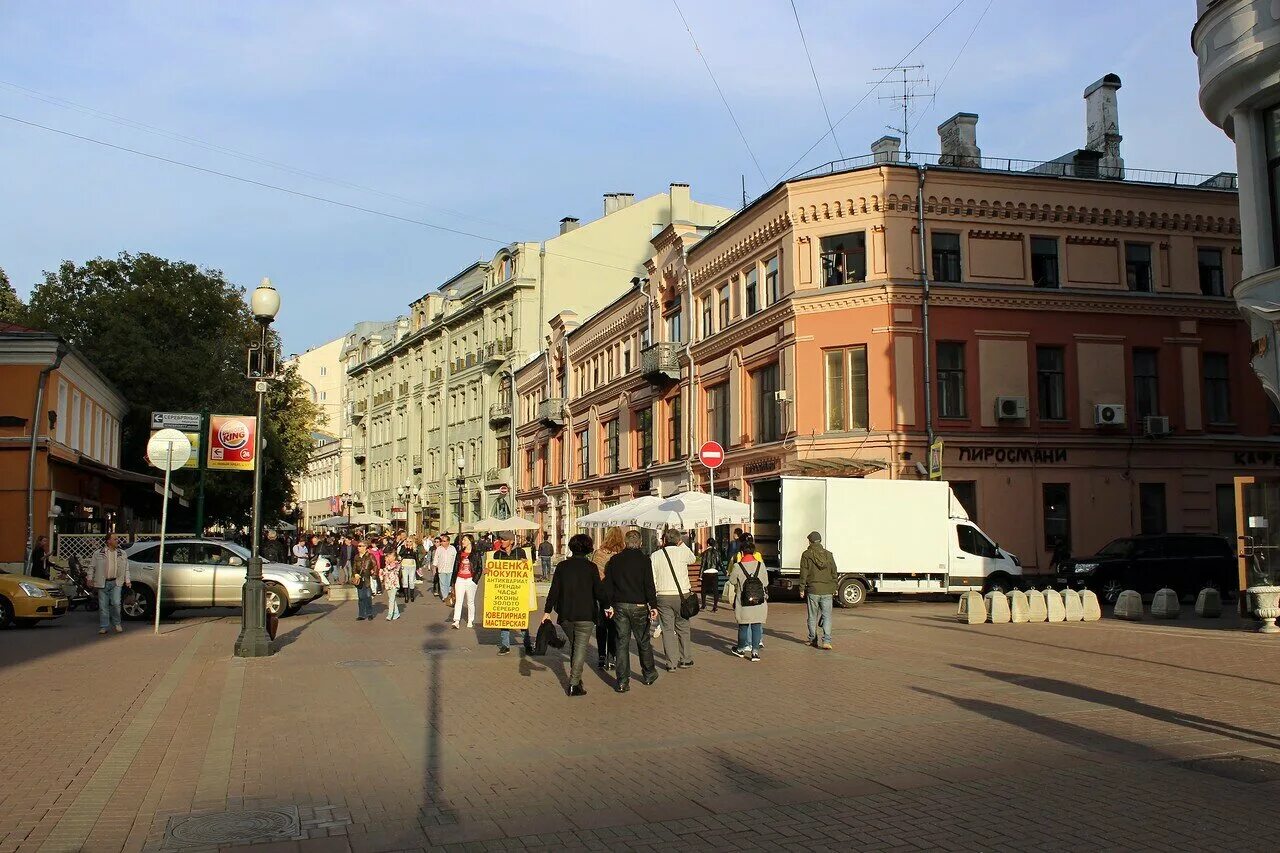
xmin=724 ymin=533 xmax=768 ymax=661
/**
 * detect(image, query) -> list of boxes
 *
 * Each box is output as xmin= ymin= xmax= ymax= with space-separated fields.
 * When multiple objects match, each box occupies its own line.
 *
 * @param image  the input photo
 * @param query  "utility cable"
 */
xmin=909 ymin=0 xmax=995 ymax=135
xmin=789 ymin=0 xmax=843 ymax=160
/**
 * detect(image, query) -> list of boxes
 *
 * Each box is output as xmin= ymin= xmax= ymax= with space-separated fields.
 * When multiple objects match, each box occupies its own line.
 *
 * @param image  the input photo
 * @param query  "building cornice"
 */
xmin=689 ymin=212 xmax=792 ymax=287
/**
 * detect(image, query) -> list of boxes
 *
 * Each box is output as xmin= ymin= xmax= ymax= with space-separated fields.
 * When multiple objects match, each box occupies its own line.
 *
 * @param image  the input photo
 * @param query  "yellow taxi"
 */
xmin=0 ymin=569 xmax=69 ymax=628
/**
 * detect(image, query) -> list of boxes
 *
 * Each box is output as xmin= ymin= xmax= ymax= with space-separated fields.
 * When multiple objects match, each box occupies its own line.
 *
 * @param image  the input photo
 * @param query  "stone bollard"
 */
xmin=1026 ymin=589 xmax=1048 ymax=622
xmin=1007 ymin=590 xmax=1030 ymax=623
xmin=1043 ymin=589 xmax=1066 ymax=623
xmin=1114 ymin=590 xmax=1144 ymax=620
xmin=1151 ymin=587 xmax=1182 ymax=619
xmin=957 ymin=590 xmax=986 ymax=624
xmin=1080 ymin=589 xmax=1102 ymax=622
xmin=1194 ymin=587 xmax=1223 ymax=618
xmin=1062 ymin=589 xmax=1084 ymax=622
xmin=985 ymin=590 xmax=1011 ymax=624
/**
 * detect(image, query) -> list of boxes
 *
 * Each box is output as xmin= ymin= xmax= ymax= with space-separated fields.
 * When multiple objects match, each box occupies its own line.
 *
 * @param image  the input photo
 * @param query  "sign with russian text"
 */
xmin=929 ymin=438 xmax=944 ymax=480
xmin=481 ymin=559 xmax=534 ymax=629
xmin=957 ymin=446 xmax=1068 ymax=464
xmin=151 ymin=411 xmax=202 ymax=431
xmin=207 ymin=415 xmax=257 ymax=471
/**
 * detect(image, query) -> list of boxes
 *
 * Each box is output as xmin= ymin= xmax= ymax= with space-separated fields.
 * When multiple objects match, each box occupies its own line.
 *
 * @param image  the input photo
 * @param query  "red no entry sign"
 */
xmin=699 ymin=440 xmax=725 ymax=470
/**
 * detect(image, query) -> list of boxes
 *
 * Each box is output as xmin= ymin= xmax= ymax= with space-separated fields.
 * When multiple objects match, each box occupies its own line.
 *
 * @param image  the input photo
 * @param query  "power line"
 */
xmin=789 ymin=0 xmax=843 ymax=160
xmin=909 ymin=0 xmax=995 ymax=135
xmin=671 ymin=0 xmax=767 ymax=186
xmin=773 ymin=0 xmax=966 ymax=183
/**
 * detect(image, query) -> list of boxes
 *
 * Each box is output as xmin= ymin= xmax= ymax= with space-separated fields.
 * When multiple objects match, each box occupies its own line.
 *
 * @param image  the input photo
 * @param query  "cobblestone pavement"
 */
xmin=4 ymin=591 xmax=1280 ymax=852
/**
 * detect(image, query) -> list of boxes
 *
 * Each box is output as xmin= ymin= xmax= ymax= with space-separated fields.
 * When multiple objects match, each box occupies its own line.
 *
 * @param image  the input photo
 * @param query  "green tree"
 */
xmin=0 ymin=266 xmax=25 ymax=324
xmin=25 ymin=252 xmax=322 ymax=527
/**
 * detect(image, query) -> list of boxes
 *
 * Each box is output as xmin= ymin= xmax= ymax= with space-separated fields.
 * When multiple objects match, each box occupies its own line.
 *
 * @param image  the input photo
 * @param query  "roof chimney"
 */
xmin=871 ymin=135 xmax=901 ymax=164
xmin=603 ymin=193 xmax=618 ymax=216
xmin=938 ymin=113 xmax=981 ymax=168
xmin=559 ymin=216 xmax=580 ymax=235
xmin=1084 ymin=73 xmax=1123 ymax=178
xmin=669 ymin=182 xmax=691 ymax=222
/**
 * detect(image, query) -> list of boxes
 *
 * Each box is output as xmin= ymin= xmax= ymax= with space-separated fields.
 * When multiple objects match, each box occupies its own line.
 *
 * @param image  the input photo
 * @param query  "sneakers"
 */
xmin=466 ymin=622 xmax=474 ymax=628
xmin=730 ymin=646 xmax=747 ymax=658
xmin=497 ymin=645 xmax=511 ymax=655
xmin=808 ymin=637 xmax=819 ymax=648
xmin=820 ymin=642 xmax=833 ymax=650
xmin=450 ymin=621 xmax=459 ymax=629
xmin=568 ymin=684 xmax=587 ymax=697
xmin=751 ymin=651 xmax=761 ymax=662
xmin=677 ymin=660 xmax=694 ymax=669
xmin=113 ymin=625 xmax=123 ymax=634
xmin=98 ymin=628 xmax=108 ymax=635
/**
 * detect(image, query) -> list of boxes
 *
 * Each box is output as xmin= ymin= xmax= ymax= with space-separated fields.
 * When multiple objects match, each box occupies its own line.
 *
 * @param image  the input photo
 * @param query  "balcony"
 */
xmin=429 ymin=367 xmax=442 ymax=383
xmin=641 ymin=342 xmax=682 ymax=385
xmin=488 ymin=401 xmax=512 ymax=425
xmin=412 ymin=454 xmax=422 ymax=473
xmin=351 ymin=400 xmax=367 ymax=422
xmin=398 ymin=381 xmax=409 ymax=397
xmin=353 ymin=443 xmax=367 ymax=462
xmin=454 ymin=358 xmax=464 ymax=373
xmin=373 ymin=390 xmax=393 ymax=407
xmin=538 ymin=398 xmax=567 ymax=428
xmin=485 ymin=337 xmax=513 ymax=367
xmin=466 ymin=353 xmax=476 ymax=368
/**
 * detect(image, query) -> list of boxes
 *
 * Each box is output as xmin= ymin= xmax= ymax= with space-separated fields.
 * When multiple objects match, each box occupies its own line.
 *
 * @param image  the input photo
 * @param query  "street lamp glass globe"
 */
xmin=251 ymin=277 xmax=281 ymax=321
xmin=456 ymin=456 xmax=465 ymax=472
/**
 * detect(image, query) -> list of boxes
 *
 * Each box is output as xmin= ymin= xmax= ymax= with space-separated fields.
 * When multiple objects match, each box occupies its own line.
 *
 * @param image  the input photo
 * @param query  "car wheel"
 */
xmin=1100 ymin=578 xmax=1124 ymax=604
xmin=121 ymin=585 xmax=153 ymax=621
xmin=265 ymin=584 xmax=289 ymax=618
xmin=836 ymin=577 xmax=867 ymax=608
xmin=0 ymin=595 xmax=14 ymax=628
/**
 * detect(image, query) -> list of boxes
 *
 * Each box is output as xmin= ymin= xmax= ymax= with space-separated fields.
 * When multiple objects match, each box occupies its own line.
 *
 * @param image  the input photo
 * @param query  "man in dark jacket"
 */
xmin=352 ymin=540 xmax=376 ymax=621
xmin=543 ymin=533 xmax=611 ymax=696
xmin=799 ymin=531 xmax=838 ymax=649
xmin=603 ymin=530 xmax=659 ymax=692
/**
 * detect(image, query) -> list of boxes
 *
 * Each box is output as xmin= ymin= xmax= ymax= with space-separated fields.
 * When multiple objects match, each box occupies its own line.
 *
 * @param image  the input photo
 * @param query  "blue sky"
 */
xmin=0 ymin=1 xmax=1234 ymax=354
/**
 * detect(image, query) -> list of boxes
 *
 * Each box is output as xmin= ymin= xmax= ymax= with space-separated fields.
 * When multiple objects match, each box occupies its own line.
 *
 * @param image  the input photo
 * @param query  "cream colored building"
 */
xmin=297 ymin=431 xmax=345 ymax=528
xmin=286 ymin=336 xmax=345 ymax=432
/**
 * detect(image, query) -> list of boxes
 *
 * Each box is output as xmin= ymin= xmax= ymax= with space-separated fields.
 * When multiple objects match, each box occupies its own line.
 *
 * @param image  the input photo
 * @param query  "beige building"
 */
xmin=286 ymin=336 xmax=345 ymax=431
xmin=296 ymin=431 xmax=345 ymax=528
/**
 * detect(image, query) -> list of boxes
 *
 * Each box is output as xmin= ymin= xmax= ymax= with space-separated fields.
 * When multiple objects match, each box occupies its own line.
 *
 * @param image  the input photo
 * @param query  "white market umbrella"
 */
xmin=313 ymin=515 xmax=348 ymax=528
xmin=576 ymin=495 xmax=663 ymax=529
xmin=626 ymin=491 xmax=752 ymax=530
xmin=470 ymin=515 xmax=539 ymax=532
xmin=348 ymin=511 xmax=391 ymax=526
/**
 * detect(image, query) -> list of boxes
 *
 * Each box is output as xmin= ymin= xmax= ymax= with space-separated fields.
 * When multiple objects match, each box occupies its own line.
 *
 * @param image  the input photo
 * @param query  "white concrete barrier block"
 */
xmin=1114 ymin=590 xmax=1144 ymax=620
xmin=1062 ymin=589 xmax=1084 ymax=622
xmin=1043 ymin=589 xmax=1066 ymax=623
xmin=1026 ymin=589 xmax=1048 ymax=622
xmin=1151 ymin=587 xmax=1182 ymax=619
xmin=985 ymin=591 xmax=1011 ymax=624
xmin=957 ymin=590 xmax=986 ymax=624
xmin=1195 ymin=587 xmax=1223 ymax=618
xmin=1080 ymin=590 xmax=1102 ymax=622
xmin=1007 ymin=590 xmax=1029 ymax=623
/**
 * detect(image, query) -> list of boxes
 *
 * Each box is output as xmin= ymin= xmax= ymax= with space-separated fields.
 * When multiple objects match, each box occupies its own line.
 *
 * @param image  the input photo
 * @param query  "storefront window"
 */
xmin=1043 ymin=483 xmax=1071 ymax=551
xmin=1139 ymin=483 xmax=1167 ymax=534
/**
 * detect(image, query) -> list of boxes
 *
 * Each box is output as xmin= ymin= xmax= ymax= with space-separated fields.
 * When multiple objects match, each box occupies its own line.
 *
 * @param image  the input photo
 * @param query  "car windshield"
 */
xmin=1095 ymin=539 xmax=1134 ymax=558
xmin=224 ymin=542 xmax=252 ymax=560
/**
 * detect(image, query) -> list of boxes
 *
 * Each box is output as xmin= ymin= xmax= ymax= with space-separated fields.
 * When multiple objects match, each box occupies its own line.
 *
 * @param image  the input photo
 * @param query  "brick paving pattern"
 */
xmin=3 ymin=593 xmax=1280 ymax=851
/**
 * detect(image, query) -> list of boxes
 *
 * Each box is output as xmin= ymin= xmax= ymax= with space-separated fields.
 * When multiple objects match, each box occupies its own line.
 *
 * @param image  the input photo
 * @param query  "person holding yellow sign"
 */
xmin=482 ymin=534 xmax=536 ymax=655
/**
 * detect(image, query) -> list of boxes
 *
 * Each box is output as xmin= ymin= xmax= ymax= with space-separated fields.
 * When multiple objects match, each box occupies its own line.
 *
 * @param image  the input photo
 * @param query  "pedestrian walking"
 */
xmin=434 ymin=534 xmax=457 ymax=603
xmin=450 ymin=534 xmax=481 ymax=629
xmin=492 ymin=534 xmax=535 ymax=655
xmin=29 ymin=535 xmax=49 ymax=579
xmin=537 ymin=532 xmax=554 ymax=580
xmin=726 ymin=527 xmax=744 ymax=564
xmin=86 ymin=532 xmax=131 ymax=635
xmin=352 ymin=539 xmax=376 ymax=621
xmin=725 ymin=533 xmax=768 ymax=661
xmin=650 ymin=528 xmax=696 ymax=670
xmin=699 ymin=538 xmax=723 ymax=612
xmin=590 ymin=527 xmax=624 ymax=670
xmin=603 ymin=530 xmax=659 ymax=692
xmin=543 ymin=533 xmax=610 ymax=696
xmin=799 ymin=531 xmax=837 ymax=649
xmin=382 ymin=549 xmax=402 ymax=620
xmin=369 ymin=539 xmax=384 ymax=595
xmin=395 ymin=531 xmax=418 ymax=603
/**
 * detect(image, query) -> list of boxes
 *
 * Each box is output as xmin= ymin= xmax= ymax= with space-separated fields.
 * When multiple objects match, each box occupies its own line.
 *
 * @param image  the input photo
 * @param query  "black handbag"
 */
xmin=662 ymin=548 xmax=701 ymax=619
xmin=534 ymin=619 xmax=565 ymax=655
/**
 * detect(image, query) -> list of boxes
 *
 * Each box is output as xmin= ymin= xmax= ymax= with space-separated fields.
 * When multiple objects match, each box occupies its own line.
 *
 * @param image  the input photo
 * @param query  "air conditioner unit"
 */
xmin=1094 ymin=403 xmax=1126 ymax=427
xmin=1143 ymin=415 xmax=1171 ymax=437
xmin=774 ymin=390 xmax=790 ymax=403
xmin=995 ymin=396 xmax=1028 ymax=420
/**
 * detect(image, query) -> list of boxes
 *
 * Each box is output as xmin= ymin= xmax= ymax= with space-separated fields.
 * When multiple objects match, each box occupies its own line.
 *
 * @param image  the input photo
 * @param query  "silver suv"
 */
xmin=122 ymin=538 xmax=323 ymax=621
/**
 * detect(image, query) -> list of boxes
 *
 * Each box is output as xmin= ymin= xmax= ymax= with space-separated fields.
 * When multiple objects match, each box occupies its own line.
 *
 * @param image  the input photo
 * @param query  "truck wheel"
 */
xmin=983 ymin=573 xmax=1012 ymax=595
xmin=837 ymin=577 xmax=867 ymax=608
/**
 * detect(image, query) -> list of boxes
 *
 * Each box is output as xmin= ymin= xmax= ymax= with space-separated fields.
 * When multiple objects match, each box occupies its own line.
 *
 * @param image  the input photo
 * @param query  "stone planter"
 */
xmin=1246 ymin=585 xmax=1280 ymax=634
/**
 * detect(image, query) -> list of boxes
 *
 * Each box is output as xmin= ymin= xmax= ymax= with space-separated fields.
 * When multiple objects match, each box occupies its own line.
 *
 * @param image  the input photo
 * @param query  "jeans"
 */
xmin=565 ymin=620 xmax=594 ymax=687
xmin=595 ymin=611 xmax=617 ymax=661
xmin=439 ymin=571 xmax=454 ymax=600
xmin=98 ymin=580 xmax=122 ymax=629
xmin=357 ymin=585 xmax=374 ymax=619
xmin=400 ymin=562 xmax=416 ymax=599
xmin=737 ymin=622 xmax=763 ymax=652
xmin=806 ymin=594 xmax=833 ymax=644
xmin=385 ymin=585 xmax=399 ymax=619
xmin=655 ymin=594 xmax=693 ymax=666
xmin=539 ymin=556 xmax=552 ymax=578
xmin=613 ymin=603 xmax=656 ymax=684
xmin=701 ymin=573 xmax=721 ymax=611
xmin=499 ymin=628 xmax=531 ymax=650
xmin=451 ymin=577 xmax=477 ymax=625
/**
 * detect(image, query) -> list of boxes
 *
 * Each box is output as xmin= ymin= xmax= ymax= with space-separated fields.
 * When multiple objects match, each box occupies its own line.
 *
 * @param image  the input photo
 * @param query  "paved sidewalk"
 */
xmin=3 ymin=592 xmax=1280 ymax=851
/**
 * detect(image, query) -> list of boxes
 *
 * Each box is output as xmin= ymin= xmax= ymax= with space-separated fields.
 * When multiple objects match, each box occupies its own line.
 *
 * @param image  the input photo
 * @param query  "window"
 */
xmin=745 ymin=267 xmax=759 ymax=316
xmin=1125 ymin=243 xmax=1153 ymax=292
xmin=539 ymin=443 xmax=549 ymax=485
xmin=497 ymin=435 xmax=511 ymax=470
xmin=936 ymin=342 xmax=967 ymax=418
xmin=1266 ymin=104 xmax=1280 ymax=261
xmin=1216 ymin=483 xmax=1236 ymax=536
xmin=666 ymin=310 xmax=682 ymax=343
xmin=55 ymin=380 xmax=67 ymax=443
xmin=1139 ymin=483 xmax=1167 ymax=534
xmin=824 ymin=351 xmax=845 ymax=432
xmin=70 ymin=390 xmax=81 ymax=451
xmin=1133 ymin=349 xmax=1160 ymax=421
xmin=603 ymin=419 xmax=619 ymax=474
xmin=717 ymin=284 xmax=730 ymax=328
xmin=931 ymin=232 xmax=962 ymax=282
xmin=319 ymin=366 xmax=328 ymax=376
xmin=635 ymin=408 xmax=653 ymax=467
xmin=957 ymin=524 xmax=999 ymax=558
xmin=701 ymin=298 xmax=712 ymax=338
xmin=575 ymin=430 xmax=588 ymax=480
xmin=1198 ymin=248 xmax=1225 ymax=297
xmin=1204 ymin=353 xmax=1231 ymax=423
xmin=765 ymin=255 xmax=780 ymax=304
xmin=950 ymin=481 xmax=978 ymax=522
xmin=820 ymin=232 xmax=867 ymax=286
xmin=667 ymin=395 xmax=682 ymax=461
xmin=1043 ymin=483 xmax=1071 ymax=551
xmin=624 ymin=344 xmax=632 ymax=374
xmin=707 ymin=384 xmax=730 ymax=447
xmin=524 ymin=448 xmax=535 ymax=488
xmin=1031 ymin=237 xmax=1059 ymax=288
xmin=1036 ymin=346 xmax=1067 ymax=421
xmin=754 ymin=363 xmax=781 ymax=443
xmin=825 ymin=346 xmax=868 ymax=431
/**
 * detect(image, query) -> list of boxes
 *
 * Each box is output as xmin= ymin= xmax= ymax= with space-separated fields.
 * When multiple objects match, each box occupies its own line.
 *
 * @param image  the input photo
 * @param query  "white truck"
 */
xmin=751 ymin=476 xmax=1022 ymax=607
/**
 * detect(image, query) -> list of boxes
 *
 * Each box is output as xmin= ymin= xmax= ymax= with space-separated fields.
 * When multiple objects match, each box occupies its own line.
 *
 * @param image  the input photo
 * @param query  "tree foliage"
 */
xmin=0 ymin=266 xmax=25 ymax=325
xmin=24 ymin=252 xmax=322 ymax=527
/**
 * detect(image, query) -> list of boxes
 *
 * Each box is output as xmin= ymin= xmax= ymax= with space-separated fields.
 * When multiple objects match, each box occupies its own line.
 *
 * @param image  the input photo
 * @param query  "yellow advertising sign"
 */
xmin=481 ymin=559 xmax=535 ymax=629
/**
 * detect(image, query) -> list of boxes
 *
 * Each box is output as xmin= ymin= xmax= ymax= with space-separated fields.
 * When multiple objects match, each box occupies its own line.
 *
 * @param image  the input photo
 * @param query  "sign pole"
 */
xmin=146 ymin=429 xmax=190 ymax=636
xmin=195 ymin=410 xmax=209 ymax=534
xmin=155 ymin=440 xmax=173 ymax=635
xmin=709 ymin=464 xmax=716 ymax=542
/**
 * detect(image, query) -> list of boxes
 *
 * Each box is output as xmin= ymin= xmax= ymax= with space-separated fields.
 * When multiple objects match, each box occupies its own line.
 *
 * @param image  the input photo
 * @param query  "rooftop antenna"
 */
xmin=869 ymin=64 xmax=930 ymax=161
xmin=741 ymin=174 xmax=748 ymax=208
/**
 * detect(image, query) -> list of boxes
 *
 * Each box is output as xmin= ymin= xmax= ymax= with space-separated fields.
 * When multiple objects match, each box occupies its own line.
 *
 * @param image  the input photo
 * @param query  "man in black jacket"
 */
xmin=603 ymin=530 xmax=659 ymax=692
xmin=543 ymin=534 xmax=611 ymax=696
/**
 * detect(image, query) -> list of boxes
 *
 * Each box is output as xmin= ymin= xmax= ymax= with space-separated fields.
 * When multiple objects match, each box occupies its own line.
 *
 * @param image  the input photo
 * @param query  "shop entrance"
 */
xmin=1234 ymin=476 xmax=1280 ymax=615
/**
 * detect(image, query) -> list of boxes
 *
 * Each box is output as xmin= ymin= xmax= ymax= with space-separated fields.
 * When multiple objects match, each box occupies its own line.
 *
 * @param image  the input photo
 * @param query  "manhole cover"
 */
xmin=165 ymin=806 xmax=300 ymax=847
xmin=1178 ymin=755 xmax=1280 ymax=784
xmin=337 ymin=659 xmax=392 ymax=668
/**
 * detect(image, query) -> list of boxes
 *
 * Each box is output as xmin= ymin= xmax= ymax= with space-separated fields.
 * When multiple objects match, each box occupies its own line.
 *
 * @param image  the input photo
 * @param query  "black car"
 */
xmin=1057 ymin=533 xmax=1237 ymax=603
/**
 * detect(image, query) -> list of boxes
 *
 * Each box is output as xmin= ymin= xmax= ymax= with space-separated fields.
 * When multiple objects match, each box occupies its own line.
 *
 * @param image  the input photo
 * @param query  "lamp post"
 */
xmin=234 ymin=277 xmax=280 ymax=659
xmin=455 ymin=454 xmax=466 ymax=541
xmin=341 ymin=491 xmax=353 ymax=528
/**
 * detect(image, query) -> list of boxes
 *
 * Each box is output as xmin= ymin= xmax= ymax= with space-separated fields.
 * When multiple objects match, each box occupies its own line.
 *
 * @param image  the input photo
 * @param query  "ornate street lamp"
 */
xmin=455 ymin=454 xmax=466 ymax=541
xmin=234 ymin=277 xmax=280 ymax=658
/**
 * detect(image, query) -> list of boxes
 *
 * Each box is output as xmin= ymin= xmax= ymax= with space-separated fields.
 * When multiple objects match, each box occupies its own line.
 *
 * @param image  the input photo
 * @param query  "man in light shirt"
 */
xmin=650 ymin=528 xmax=697 ymax=671
xmin=433 ymin=534 xmax=458 ymax=601
xmin=87 ymin=532 xmax=132 ymax=635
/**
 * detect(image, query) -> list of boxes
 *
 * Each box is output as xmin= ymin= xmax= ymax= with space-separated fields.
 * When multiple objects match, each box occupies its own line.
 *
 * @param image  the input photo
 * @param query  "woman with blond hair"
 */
xmin=590 ymin=527 xmax=625 ymax=670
